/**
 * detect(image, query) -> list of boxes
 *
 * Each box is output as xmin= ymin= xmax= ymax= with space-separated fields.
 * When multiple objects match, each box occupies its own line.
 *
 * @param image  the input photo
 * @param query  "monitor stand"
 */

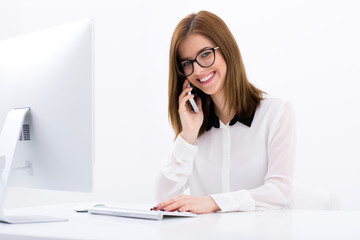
xmin=0 ymin=108 xmax=67 ymax=224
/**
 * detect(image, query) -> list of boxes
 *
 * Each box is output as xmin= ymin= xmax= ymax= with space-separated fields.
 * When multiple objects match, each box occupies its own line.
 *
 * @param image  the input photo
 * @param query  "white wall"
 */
xmin=1 ymin=0 xmax=359 ymax=210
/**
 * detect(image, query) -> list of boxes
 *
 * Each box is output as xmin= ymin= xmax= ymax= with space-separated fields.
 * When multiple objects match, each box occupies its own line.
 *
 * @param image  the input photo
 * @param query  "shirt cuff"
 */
xmin=210 ymin=190 xmax=256 ymax=212
xmin=172 ymin=135 xmax=198 ymax=162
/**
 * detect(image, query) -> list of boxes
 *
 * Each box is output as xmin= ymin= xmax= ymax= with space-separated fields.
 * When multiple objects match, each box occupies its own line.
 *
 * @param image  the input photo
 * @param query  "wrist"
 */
xmin=208 ymin=196 xmax=221 ymax=212
xmin=180 ymin=131 xmax=198 ymax=145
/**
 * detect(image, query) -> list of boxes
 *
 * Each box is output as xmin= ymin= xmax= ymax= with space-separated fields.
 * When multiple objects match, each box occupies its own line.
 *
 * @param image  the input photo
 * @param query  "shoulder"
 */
xmin=255 ymin=95 xmax=294 ymax=125
xmin=259 ymin=95 xmax=291 ymax=112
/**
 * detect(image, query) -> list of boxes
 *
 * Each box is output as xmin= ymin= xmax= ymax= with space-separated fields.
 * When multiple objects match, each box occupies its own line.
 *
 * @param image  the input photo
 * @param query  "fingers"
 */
xmin=154 ymin=197 xmax=177 ymax=211
xmin=154 ymin=194 xmax=186 ymax=212
xmin=163 ymin=201 xmax=183 ymax=212
xmin=178 ymin=82 xmax=193 ymax=100
xmin=178 ymin=85 xmax=195 ymax=112
xmin=178 ymin=204 xmax=192 ymax=213
xmin=153 ymin=195 xmax=220 ymax=214
xmin=154 ymin=194 xmax=199 ymax=213
xmin=182 ymin=79 xmax=190 ymax=90
xmin=179 ymin=79 xmax=201 ymax=113
xmin=179 ymin=94 xmax=195 ymax=112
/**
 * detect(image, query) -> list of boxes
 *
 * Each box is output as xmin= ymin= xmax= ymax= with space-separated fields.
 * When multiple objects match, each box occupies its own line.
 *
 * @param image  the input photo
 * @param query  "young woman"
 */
xmin=154 ymin=11 xmax=296 ymax=213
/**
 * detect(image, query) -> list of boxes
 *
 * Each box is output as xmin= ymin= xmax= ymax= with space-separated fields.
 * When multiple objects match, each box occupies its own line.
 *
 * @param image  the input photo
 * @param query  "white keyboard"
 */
xmin=88 ymin=206 xmax=197 ymax=220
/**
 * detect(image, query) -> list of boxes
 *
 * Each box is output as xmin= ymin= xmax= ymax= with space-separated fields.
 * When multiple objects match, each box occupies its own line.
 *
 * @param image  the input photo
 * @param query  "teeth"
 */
xmin=199 ymin=72 xmax=214 ymax=82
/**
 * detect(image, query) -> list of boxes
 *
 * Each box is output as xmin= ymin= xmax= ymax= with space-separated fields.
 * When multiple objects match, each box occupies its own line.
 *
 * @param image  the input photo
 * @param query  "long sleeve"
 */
xmin=249 ymin=102 xmax=296 ymax=209
xmin=210 ymin=102 xmax=296 ymax=211
xmin=154 ymin=135 xmax=198 ymax=202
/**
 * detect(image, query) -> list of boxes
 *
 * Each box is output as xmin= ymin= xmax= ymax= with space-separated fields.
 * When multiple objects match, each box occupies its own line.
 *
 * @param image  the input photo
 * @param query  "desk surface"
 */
xmin=0 ymin=203 xmax=359 ymax=240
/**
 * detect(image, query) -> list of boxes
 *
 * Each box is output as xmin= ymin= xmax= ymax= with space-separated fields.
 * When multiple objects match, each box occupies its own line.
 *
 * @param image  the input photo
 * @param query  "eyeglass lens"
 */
xmin=179 ymin=49 xmax=216 ymax=76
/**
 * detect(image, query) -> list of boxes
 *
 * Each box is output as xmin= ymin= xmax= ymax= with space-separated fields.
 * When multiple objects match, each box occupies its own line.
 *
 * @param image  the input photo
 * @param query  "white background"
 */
xmin=1 ymin=0 xmax=359 ymax=210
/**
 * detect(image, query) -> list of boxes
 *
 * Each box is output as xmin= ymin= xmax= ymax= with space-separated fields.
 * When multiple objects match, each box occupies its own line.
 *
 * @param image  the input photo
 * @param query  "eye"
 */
xmin=200 ymin=50 xmax=212 ymax=58
xmin=181 ymin=61 xmax=191 ymax=68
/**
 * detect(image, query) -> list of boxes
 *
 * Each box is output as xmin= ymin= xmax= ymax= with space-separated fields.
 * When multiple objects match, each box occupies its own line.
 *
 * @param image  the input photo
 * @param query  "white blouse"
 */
xmin=155 ymin=97 xmax=296 ymax=212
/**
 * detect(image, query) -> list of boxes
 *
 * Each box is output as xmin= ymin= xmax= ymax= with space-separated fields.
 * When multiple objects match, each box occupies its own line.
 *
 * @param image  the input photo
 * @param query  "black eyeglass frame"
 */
xmin=178 ymin=47 xmax=220 ymax=77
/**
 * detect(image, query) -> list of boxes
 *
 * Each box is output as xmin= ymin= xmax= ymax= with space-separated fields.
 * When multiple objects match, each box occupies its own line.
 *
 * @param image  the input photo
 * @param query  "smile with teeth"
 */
xmin=198 ymin=72 xmax=215 ymax=82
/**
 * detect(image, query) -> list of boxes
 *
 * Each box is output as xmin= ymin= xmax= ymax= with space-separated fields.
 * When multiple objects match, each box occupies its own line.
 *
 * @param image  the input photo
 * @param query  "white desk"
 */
xmin=0 ymin=203 xmax=359 ymax=240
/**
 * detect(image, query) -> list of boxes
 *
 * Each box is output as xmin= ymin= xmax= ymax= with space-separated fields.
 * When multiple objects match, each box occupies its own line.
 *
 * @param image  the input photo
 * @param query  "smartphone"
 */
xmin=187 ymin=83 xmax=199 ymax=113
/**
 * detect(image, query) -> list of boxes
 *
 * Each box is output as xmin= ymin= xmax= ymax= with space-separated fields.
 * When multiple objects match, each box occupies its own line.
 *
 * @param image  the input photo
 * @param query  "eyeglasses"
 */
xmin=178 ymin=47 xmax=219 ymax=77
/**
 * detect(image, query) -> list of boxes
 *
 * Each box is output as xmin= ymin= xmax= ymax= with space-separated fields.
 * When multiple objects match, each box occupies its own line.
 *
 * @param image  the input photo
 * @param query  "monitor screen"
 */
xmin=0 ymin=19 xmax=94 ymax=193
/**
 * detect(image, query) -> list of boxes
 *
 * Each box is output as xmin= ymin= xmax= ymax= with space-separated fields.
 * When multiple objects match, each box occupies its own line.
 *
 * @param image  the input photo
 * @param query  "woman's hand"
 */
xmin=178 ymin=79 xmax=204 ymax=145
xmin=153 ymin=194 xmax=220 ymax=214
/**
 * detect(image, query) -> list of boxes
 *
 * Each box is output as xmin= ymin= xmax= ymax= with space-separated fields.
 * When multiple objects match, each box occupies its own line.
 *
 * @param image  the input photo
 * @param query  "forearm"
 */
xmin=210 ymin=178 xmax=292 ymax=212
xmin=249 ymin=179 xmax=293 ymax=210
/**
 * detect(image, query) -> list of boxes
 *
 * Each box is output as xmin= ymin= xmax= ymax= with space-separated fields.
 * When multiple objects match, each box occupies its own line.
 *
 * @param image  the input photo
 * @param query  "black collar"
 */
xmin=206 ymin=103 xmax=256 ymax=131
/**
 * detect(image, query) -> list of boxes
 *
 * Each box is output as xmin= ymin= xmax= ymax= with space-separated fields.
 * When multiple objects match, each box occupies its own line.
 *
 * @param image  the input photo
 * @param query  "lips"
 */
xmin=197 ymin=71 xmax=215 ymax=84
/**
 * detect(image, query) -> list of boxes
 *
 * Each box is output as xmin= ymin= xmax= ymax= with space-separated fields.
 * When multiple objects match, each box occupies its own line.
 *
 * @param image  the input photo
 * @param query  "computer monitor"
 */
xmin=0 ymin=19 xmax=94 ymax=223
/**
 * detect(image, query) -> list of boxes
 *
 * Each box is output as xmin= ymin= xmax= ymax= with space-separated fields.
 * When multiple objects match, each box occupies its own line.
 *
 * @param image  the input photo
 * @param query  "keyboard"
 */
xmin=87 ymin=206 xmax=197 ymax=220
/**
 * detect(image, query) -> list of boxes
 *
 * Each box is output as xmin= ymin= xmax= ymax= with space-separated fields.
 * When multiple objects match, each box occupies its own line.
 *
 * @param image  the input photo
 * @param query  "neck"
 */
xmin=211 ymin=92 xmax=235 ymax=125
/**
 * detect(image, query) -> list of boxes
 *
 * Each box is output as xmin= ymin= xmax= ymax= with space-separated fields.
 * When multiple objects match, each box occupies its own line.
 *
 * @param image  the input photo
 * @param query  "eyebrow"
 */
xmin=179 ymin=46 xmax=214 ymax=62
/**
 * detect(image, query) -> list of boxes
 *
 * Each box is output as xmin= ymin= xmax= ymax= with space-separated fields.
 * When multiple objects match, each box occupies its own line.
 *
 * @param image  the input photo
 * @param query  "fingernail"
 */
xmin=177 ymin=210 xmax=180 ymax=212
xmin=160 ymin=209 xmax=165 ymax=211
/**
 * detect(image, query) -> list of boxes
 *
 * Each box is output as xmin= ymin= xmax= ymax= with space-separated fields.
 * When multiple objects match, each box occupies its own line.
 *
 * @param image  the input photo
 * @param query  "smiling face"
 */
xmin=178 ymin=33 xmax=227 ymax=98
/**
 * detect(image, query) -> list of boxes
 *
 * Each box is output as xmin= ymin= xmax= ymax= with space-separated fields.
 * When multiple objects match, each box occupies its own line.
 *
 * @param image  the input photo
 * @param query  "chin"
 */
xmin=200 ymin=84 xmax=221 ymax=96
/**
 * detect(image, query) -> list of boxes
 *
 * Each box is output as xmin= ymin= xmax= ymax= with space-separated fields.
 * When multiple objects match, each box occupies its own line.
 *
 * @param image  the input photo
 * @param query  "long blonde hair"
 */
xmin=169 ymin=11 xmax=264 ymax=138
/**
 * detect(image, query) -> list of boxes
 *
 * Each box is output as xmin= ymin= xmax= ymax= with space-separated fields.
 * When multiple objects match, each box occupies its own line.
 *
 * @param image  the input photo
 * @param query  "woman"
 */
xmin=154 ymin=11 xmax=296 ymax=213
